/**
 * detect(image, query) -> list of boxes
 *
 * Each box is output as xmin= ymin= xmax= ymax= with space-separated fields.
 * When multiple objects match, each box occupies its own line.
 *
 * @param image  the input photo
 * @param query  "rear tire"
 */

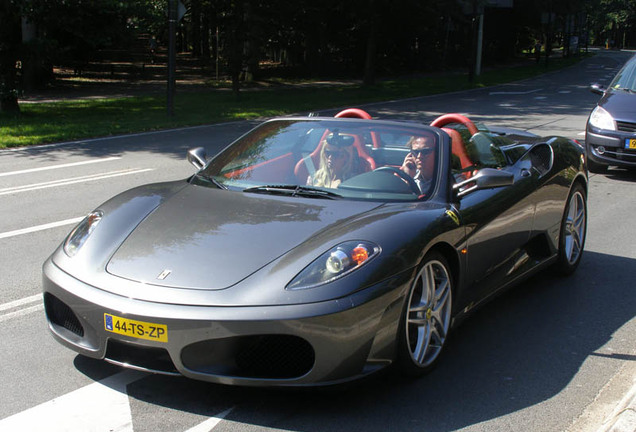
xmin=397 ymin=252 xmax=453 ymax=377
xmin=554 ymin=184 xmax=587 ymax=276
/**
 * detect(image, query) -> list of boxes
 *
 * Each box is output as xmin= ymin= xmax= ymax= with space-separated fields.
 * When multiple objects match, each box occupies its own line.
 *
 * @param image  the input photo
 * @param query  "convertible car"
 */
xmin=43 ymin=109 xmax=588 ymax=386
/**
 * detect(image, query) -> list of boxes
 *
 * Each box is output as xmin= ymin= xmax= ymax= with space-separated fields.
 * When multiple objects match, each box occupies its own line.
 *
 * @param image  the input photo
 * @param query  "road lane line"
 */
xmin=0 ymin=294 xmax=41 ymax=312
xmin=0 ymin=370 xmax=145 ymax=432
xmin=185 ymin=407 xmax=235 ymax=432
xmin=0 ymin=304 xmax=44 ymax=323
xmin=489 ymin=89 xmax=543 ymax=95
xmin=0 ymin=157 xmax=121 ymax=177
xmin=0 ymin=217 xmax=83 ymax=240
xmin=0 ymin=168 xmax=154 ymax=196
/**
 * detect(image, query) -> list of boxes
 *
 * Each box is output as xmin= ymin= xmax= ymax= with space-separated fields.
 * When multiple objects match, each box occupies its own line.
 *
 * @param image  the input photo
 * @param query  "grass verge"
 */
xmin=0 ymin=56 xmax=584 ymax=149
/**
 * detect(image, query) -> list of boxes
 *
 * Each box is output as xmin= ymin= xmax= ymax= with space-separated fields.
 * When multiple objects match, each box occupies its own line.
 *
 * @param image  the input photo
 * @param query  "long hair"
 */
xmin=310 ymin=140 xmax=355 ymax=187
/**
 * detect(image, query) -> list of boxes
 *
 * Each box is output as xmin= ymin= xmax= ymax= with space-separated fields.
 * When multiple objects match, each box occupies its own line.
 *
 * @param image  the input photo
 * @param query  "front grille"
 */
xmin=182 ymin=335 xmax=315 ymax=379
xmin=617 ymin=121 xmax=636 ymax=133
xmin=105 ymin=339 xmax=178 ymax=374
xmin=44 ymin=293 xmax=84 ymax=337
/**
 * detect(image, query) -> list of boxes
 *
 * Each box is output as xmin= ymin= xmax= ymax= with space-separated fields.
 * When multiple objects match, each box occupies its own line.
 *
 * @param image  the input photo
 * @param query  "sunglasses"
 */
xmin=325 ymin=149 xmax=345 ymax=158
xmin=411 ymin=148 xmax=433 ymax=157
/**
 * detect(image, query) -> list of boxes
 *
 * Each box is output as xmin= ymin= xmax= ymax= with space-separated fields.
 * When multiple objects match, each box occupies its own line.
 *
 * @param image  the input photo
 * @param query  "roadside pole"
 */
xmin=167 ymin=0 xmax=176 ymax=117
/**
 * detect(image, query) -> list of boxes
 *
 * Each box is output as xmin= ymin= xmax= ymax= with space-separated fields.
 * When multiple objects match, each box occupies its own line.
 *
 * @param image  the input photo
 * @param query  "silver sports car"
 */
xmin=43 ymin=109 xmax=588 ymax=386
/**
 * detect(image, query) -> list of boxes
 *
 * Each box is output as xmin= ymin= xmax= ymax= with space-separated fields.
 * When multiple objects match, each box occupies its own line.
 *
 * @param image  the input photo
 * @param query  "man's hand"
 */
xmin=401 ymin=152 xmax=418 ymax=178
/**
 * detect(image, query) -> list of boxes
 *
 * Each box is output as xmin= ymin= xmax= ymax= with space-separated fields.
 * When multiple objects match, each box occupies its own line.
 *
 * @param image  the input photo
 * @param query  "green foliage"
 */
xmin=2 ymin=0 xmax=633 ymax=115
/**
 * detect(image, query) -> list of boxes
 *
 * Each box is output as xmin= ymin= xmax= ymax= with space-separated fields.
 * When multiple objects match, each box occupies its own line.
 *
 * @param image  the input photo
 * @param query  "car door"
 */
xmin=454 ymin=144 xmax=540 ymax=306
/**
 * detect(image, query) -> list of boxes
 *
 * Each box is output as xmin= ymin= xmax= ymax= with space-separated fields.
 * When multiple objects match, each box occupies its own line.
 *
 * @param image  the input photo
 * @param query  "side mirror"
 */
xmin=187 ymin=147 xmax=207 ymax=170
xmin=589 ymin=83 xmax=605 ymax=95
xmin=453 ymin=168 xmax=514 ymax=198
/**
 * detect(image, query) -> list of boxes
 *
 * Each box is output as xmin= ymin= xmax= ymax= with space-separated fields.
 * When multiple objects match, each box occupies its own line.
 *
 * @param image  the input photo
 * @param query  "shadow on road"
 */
xmin=73 ymin=248 xmax=635 ymax=432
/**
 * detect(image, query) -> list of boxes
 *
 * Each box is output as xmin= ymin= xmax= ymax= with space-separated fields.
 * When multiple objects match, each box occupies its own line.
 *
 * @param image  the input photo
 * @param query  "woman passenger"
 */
xmin=308 ymin=134 xmax=357 ymax=188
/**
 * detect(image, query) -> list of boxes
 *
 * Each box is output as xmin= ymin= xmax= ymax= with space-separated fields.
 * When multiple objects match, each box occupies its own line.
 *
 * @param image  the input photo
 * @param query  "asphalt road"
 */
xmin=1 ymin=49 xmax=634 ymax=432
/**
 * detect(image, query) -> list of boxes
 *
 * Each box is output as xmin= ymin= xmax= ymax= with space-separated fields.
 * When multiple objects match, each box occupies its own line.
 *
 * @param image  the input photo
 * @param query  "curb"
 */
xmin=599 ymin=379 xmax=636 ymax=432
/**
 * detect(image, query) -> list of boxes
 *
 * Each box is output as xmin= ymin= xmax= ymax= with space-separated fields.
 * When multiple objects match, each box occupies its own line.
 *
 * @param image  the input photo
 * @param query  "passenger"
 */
xmin=307 ymin=133 xmax=357 ymax=188
xmin=400 ymin=135 xmax=435 ymax=193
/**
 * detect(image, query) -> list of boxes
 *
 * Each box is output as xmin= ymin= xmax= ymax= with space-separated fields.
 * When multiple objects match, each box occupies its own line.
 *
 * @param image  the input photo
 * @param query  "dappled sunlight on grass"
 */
xmin=0 ymin=55 xmax=589 ymax=148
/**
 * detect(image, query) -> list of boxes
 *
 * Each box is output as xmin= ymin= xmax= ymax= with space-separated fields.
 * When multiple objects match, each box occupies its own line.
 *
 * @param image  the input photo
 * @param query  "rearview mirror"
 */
xmin=187 ymin=147 xmax=207 ymax=170
xmin=453 ymin=168 xmax=514 ymax=198
xmin=589 ymin=83 xmax=605 ymax=95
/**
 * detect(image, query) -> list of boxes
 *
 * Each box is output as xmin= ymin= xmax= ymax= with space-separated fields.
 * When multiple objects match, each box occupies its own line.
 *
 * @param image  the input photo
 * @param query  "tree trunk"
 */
xmin=363 ymin=27 xmax=377 ymax=86
xmin=191 ymin=0 xmax=201 ymax=58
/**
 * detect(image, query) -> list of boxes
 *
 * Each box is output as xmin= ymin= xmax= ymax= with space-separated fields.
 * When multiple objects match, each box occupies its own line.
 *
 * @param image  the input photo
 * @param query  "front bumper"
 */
xmin=43 ymin=258 xmax=411 ymax=387
xmin=586 ymin=125 xmax=636 ymax=168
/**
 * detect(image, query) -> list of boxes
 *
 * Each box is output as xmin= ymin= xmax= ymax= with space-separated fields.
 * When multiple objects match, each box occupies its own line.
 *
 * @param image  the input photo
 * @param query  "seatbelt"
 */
xmin=302 ymin=153 xmax=317 ymax=183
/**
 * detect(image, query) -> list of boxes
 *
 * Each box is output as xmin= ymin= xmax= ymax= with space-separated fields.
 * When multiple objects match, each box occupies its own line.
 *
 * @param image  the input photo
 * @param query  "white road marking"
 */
xmin=0 ymin=157 xmax=121 ymax=177
xmin=0 ymin=304 xmax=44 ymax=323
xmin=185 ymin=408 xmax=235 ymax=432
xmin=0 ymin=370 xmax=145 ymax=432
xmin=0 ymin=168 xmax=154 ymax=196
xmin=0 ymin=294 xmax=43 ymax=323
xmin=489 ymin=89 xmax=542 ymax=95
xmin=0 ymin=294 xmax=41 ymax=312
xmin=0 ymin=364 xmax=233 ymax=432
xmin=0 ymin=216 xmax=83 ymax=240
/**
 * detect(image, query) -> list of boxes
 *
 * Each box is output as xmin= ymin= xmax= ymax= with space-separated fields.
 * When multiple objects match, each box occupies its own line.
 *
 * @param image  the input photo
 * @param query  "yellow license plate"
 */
xmin=626 ymin=138 xmax=636 ymax=149
xmin=104 ymin=313 xmax=168 ymax=342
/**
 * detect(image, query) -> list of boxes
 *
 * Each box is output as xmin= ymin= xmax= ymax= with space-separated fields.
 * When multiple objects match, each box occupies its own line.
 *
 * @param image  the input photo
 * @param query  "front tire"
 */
xmin=554 ymin=184 xmax=587 ymax=275
xmin=397 ymin=252 xmax=453 ymax=376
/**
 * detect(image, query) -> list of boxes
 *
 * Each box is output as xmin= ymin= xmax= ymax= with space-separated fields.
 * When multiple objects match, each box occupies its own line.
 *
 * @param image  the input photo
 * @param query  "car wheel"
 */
xmin=587 ymin=158 xmax=608 ymax=174
xmin=554 ymin=184 xmax=587 ymax=275
xmin=397 ymin=251 xmax=453 ymax=376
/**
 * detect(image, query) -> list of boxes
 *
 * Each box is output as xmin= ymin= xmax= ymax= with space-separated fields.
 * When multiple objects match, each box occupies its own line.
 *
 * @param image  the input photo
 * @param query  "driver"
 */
xmin=401 ymin=135 xmax=435 ymax=194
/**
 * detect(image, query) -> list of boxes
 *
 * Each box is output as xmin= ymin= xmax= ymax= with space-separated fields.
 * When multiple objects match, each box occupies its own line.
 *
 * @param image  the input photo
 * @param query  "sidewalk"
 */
xmin=599 ymin=381 xmax=636 ymax=432
xmin=571 ymin=357 xmax=636 ymax=432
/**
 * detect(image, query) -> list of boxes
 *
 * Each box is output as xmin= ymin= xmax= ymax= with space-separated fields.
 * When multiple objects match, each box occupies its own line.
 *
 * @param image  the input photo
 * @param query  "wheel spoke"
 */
xmin=423 ymin=265 xmax=436 ymax=306
xmin=430 ymin=314 xmax=448 ymax=345
xmin=414 ymin=325 xmax=431 ymax=363
xmin=434 ymin=279 xmax=450 ymax=308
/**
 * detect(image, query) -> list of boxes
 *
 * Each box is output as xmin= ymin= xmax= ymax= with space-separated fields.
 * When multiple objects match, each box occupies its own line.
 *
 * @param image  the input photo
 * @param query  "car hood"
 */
xmin=599 ymin=90 xmax=636 ymax=119
xmin=106 ymin=185 xmax=382 ymax=290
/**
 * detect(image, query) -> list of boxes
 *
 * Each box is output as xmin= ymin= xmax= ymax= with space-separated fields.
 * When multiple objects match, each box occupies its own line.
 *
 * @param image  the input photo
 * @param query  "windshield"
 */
xmin=194 ymin=118 xmax=442 ymax=201
xmin=609 ymin=56 xmax=636 ymax=92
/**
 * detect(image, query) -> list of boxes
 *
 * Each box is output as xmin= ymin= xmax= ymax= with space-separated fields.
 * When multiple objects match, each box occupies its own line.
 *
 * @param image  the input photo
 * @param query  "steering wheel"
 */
xmin=430 ymin=113 xmax=479 ymax=136
xmin=374 ymin=166 xmax=421 ymax=195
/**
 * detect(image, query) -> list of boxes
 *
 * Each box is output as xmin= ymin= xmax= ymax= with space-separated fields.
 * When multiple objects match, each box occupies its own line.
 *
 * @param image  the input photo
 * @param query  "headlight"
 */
xmin=588 ymin=106 xmax=616 ymax=131
xmin=287 ymin=241 xmax=380 ymax=290
xmin=64 ymin=211 xmax=103 ymax=257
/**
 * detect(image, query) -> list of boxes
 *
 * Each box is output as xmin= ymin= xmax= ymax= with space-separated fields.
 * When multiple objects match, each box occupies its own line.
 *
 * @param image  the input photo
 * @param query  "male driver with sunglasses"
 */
xmin=400 ymin=135 xmax=435 ymax=194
